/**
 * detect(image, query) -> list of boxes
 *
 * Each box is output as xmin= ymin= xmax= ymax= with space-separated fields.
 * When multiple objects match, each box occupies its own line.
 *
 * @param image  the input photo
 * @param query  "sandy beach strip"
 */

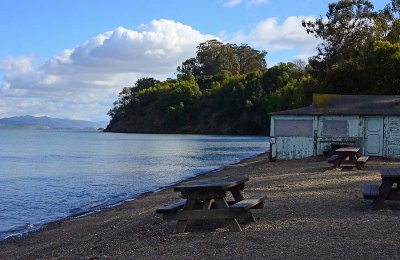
xmin=1 ymin=154 xmax=400 ymax=259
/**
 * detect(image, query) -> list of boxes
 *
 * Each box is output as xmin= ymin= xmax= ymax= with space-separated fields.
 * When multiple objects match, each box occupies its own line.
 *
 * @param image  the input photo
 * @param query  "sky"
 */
xmin=0 ymin=0 xmax=387 ymax=122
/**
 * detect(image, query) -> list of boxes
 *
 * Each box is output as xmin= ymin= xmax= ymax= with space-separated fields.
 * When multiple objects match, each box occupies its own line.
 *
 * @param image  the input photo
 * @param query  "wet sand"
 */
xmin=1 ymin=154 xmax=400 ymax=259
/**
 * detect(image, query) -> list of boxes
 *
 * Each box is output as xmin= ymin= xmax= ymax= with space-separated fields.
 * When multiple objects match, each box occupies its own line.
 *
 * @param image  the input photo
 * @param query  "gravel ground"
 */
xmin=1 ymin=154 xmax=400 ymax=259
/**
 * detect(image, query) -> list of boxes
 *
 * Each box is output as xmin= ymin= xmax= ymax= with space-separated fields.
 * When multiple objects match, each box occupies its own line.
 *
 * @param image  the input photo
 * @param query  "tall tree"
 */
xmin=302 ymin=0 xmax=378 ymax=93
xmin=132 ymin=77 xmax=160 ymax=93
xmin=196 ymin=39 xmax=239 ymax=76
xmin=303 ymin=0 xmax=376 ymax=63
xmin=176 ymin=58 xmax=200 ymax=75
xmin=177 ymin=40 xmax=267 ymax=81
xmin=380 ymin=0 xmax=400 ymax=42
xmin=235 ymin=44 xmax=267 ymax=74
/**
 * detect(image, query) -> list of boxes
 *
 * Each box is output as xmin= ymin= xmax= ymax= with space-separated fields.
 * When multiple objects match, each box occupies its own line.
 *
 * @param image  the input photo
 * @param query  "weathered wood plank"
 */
xmin=156 ymin=200 xmax=186 ymax=214
xmin=357 ymin=156 xmax=369 ymax=166
xmin=214 ymin=197 xmax=242 ymax=231
xmin=174 ymin=176 xmax=249 ymax=192
xmin=381 ymin=168 xmax=400 ymax=178
xmin=181 ymin=190 xmax=226 ymax=200
xmin=327 ymin=154 xmax=339 ymax=163
xmin=387 ymin=191 xmax=400 ymax=200
xmin=230 ymin=194 xmax=266 ymax=211
xmin=357 ymin=156 xmax=369 ymax=163
xmin=335 ymin=147 xmax=360 ymax=153
xmin=163 ymin=209 xmax=249 ymax=220
xmin=380 ymin=168 xmax=391 ymax=178
xmin=363 ymin=184 xmax=379 ymax=200
xmin=339 ymin=161 xmax=356 ymax=167
xmin=174 ymin=199 xmax=196 ymax=233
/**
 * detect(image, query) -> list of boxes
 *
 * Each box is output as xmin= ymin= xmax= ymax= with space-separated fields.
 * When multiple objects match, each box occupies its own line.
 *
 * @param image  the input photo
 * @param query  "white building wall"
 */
xmin=385 ymin=116 xmax=400 ymax=158
xmin=270 ymin=115 xmax=316 ymax=160
xmin=316 ymin=115 xmax=362 ymax=155
xmin=271 ymin=114 xmax=400 ymax=160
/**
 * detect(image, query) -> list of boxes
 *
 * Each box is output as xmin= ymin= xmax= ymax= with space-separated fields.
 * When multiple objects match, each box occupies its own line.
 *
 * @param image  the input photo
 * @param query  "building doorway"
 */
xmin=364 ymin=117 xmax=384 ymax=156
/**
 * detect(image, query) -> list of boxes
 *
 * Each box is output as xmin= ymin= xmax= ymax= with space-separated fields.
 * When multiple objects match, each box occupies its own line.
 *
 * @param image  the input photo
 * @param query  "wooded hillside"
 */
xmin=105 ymin=0 xmax=400 ymax=135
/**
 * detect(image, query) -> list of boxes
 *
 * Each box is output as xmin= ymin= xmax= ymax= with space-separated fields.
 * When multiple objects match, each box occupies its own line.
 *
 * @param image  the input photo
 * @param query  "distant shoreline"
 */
xmin=103 ymin=128 xmax=270 ymax=136
xmin=0 ymin=115 xmax=107 ymax=129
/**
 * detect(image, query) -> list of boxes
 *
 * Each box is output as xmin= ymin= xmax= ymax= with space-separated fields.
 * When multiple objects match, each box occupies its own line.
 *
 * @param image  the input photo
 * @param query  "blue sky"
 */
xmin=0 ymin=0 xmax=387 ymax=121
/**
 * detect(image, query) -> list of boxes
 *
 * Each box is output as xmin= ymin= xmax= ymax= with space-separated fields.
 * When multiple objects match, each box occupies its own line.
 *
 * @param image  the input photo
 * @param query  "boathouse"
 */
xmin=269 ymin=94 xmax=400 ymax=160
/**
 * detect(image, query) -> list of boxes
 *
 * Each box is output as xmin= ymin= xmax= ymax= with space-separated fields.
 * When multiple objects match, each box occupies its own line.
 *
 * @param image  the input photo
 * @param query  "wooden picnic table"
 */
xmin=371 ymin=168 xmax=400 ymax=210
xmin=328 ymin=147 xmax=369 ymax=170
xmin=156 ymin=176 xmax=265 ymax=233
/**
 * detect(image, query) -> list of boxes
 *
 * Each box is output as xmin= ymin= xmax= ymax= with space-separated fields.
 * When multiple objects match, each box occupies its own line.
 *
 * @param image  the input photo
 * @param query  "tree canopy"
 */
xmin=177 ymin=39 xmax=267 ymax=90
xmin=106 ymin=0 xmax=400 ymax=135
xmin=302 ymin=0 xmax=400 ymax=94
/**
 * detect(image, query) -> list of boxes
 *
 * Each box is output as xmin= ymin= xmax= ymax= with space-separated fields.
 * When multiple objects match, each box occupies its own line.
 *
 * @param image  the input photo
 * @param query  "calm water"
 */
xmin=0 ymin=128 xmax=269 ymax=240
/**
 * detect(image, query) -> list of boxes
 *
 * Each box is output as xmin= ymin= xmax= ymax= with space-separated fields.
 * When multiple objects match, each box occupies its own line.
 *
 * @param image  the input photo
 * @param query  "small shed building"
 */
xmin=269 ymin=94 xmax=400 ymax=160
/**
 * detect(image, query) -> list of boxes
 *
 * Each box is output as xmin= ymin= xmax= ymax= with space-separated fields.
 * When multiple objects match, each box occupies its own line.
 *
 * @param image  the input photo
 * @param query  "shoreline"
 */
xmin=2 ymin=155 xmax=400 ymax=259
xmin=0 ymin=151 xmax=268 ymax=243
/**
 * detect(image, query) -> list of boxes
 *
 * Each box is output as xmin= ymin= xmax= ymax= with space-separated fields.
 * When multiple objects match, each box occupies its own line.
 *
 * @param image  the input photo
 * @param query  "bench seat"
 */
xmin=363 ymin=184 xmax=379 ymax=200
xmin=230 ymin=194 xmax=266 ymax=211
xmin=327 ymin=154 xmax=339 ymax=163
xmin=363 ymin=184 xmax=400 ymax=200
xmin=156 ymin=200 xmax=186 ymax=214
xmin=357 ymin=156 xmax=369 ymax=166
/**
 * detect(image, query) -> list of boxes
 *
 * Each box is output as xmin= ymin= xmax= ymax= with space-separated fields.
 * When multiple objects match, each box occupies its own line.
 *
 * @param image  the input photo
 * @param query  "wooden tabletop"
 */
xmin=335 ymin=147 xmax=360 ymax=153
xmin=174 ymin=176 xmax=249 ymax=192
xmin=381 ymin=168 xmax=400 ymax=178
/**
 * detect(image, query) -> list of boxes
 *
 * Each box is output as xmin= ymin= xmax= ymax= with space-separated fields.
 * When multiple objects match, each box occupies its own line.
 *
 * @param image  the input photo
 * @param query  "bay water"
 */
xmin=0 ymin=128 xmax=269 ymax=240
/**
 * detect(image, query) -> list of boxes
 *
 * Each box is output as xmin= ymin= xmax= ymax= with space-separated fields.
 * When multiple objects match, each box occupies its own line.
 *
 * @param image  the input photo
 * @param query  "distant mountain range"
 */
xmin=0 ymin=115 xmax=107 ymax=129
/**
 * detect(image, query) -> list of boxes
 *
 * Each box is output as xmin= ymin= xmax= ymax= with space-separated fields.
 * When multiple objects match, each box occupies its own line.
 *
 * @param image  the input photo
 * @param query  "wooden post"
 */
xmin=174 ymin=199 xmax=196 ymax=233
xmin=214 ymin=198 xmax=242 ymax=232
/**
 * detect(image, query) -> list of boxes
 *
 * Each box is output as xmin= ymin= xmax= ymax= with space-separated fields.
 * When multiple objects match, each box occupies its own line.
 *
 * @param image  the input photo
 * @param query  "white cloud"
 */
xmin=226 ymin=16 xmax=322 ymax=64
xmin=223 ymin=0 xmax=269 ymax=8
xmin=0 ymin=17 xmax=323 ymax=121
xmin=247 ymin=0 xmax=270 ymax=7
xmin=0 ymin=19 xmax=215 ymax=121
xmin=223 ymin=0 xmax=242 ymax=7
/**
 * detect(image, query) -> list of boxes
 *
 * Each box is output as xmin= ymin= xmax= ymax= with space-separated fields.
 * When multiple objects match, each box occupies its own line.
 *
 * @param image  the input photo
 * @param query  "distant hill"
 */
xmin=0 ymin=116 xmax=107 ymax=129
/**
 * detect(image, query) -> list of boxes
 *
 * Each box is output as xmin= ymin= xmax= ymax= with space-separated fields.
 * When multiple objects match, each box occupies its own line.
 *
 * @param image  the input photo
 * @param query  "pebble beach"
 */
xmin=1 ymin=153 xmax=400 ymax=259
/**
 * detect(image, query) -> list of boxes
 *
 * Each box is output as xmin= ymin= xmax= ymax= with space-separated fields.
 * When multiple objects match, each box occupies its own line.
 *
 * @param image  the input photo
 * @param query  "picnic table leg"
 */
xmin=333 ymin=155 xmax=342 ymax=168
xmin=198 ymin=199 xmax=214 ymax=230
xmin=350 ymin=154 xmax=362 ymax=170
xmin=203 ymin=199 xmax=213 ymax=210
xmin=174 ymin=199 xmax=196 ymax=233
xmin=230 ymin=187 xmax=244 ymax=201
xmin=373 ymin=181 xmax=394 ymax=210
xmin=214 ymin=198 xmax=242 ymax=231
xmin=230 ymin=187 xmax=256 ymax=222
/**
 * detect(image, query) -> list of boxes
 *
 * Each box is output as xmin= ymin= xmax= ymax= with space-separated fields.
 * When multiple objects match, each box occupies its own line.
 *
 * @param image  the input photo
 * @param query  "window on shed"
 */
xmin=274 ymin=120 xmax=313 ymax=137
xmin=322 ymin=120 xmax=348 ymax=137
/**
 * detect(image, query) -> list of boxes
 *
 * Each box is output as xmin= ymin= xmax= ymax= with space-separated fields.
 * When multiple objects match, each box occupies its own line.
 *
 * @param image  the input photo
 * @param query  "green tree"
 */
xmin=368 ymin=40 xmax=400 ymax=93
xmin=302 ymin=0 xmax=400 ymax=94
xmin=177 ymin=40 xmax=267 ymax=88
xmin=262 ymin=62 xmax=304 ymax=93
xmin=236 ymin=44 xmax=267 ymax=74
xmin=303 ymin=0 xmax=376 ymax=63
xmin=133 ymin=77 xmax=160 ymax=93
xmin=195 ymin=39 xmax=239 ymax=76
xmin=176 ymin=58 xmax=200 ymax=75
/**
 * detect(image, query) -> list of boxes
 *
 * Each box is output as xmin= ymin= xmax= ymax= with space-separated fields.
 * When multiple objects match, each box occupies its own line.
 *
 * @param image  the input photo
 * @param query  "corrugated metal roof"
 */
xmin=270 ymin=94 xmax=400 ymax=116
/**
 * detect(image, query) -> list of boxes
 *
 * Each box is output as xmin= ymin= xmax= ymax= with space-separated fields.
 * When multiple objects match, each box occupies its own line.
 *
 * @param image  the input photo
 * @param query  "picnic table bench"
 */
xmin=363 ymin=168 xmax=400 ymax=209
xmin=327 ymin=147 xmax=369 ymax=170
xmin=156 ymin=176 xmax=265 ymax=233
